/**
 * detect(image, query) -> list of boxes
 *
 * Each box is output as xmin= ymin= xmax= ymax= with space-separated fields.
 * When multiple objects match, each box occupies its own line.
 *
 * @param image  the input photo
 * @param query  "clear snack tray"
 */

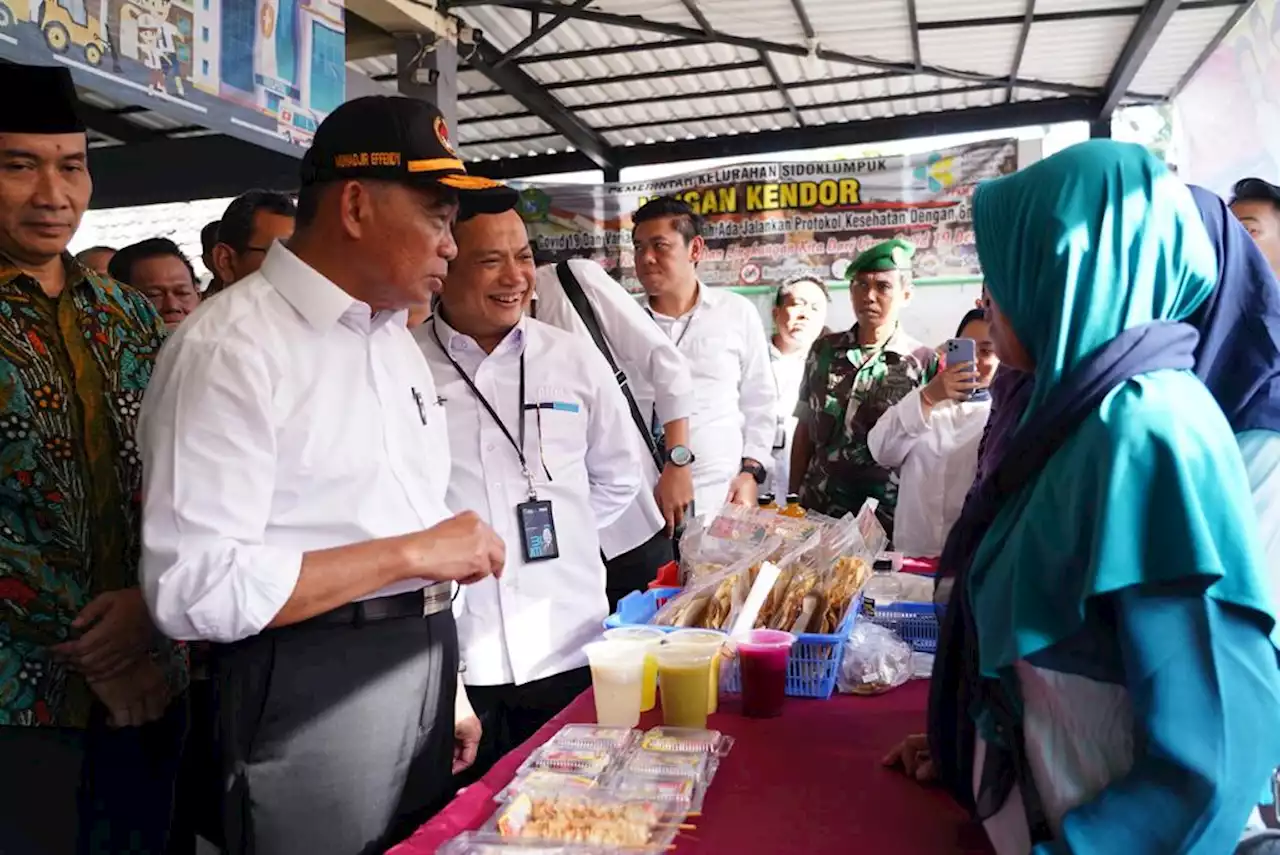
xmin=547 ymin=724 xmax=638 ymax=753
xmin=622 ymin=749 xmax=710 ymax=780
xmin=607 ymin=772 xmax=706 ymax=812
xmin=639 ymin=727 xmax=735 ymax=757
xmin=438 ymin=831 xmax=604 ymax=854
xmin=487 ymin=792 xmax=686 ymax=852
xmin=519 ymin=746 xmax=617 ymax=778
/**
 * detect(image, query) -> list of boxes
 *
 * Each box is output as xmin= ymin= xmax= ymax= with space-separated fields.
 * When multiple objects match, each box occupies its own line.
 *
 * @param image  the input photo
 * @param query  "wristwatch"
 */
xmin=739 ymin=458 xmax=767 ymax=485
xmin=666 ymin=445 xmax=695 ymax=467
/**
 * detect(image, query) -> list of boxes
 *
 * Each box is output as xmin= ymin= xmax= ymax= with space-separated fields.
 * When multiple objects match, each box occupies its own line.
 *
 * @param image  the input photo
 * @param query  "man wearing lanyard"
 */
xmin=790 ymin=239 xmax=933 ymax=535
xmin=417 ymin=201 xmax=642 ymax=779
xmin=531 ymin=257 xmax=696 ymax=608
xmin=632 ymin=197 xmax=775 ymax=514
xmin=138 ymin=96 xmax=509 ymax=855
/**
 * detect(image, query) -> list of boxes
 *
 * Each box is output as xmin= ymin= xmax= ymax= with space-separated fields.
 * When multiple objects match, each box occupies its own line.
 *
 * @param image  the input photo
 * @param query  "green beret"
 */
xmin=846 ymin=238 xmax=916 ymax=278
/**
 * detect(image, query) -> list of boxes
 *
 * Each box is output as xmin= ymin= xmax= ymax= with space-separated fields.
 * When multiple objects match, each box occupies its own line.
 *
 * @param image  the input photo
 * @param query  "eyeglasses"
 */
xmin=241 ymin=245 xmax=272 ymax=255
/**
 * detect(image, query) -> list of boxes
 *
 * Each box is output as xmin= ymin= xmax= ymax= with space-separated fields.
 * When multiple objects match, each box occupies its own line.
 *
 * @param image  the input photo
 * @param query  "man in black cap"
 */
xmin=1230 ymin=177 xmax=1280 ymax=276
xmin=138 ymin=95 xmax=514 ymax=855
xmin=0 ymin=64 xmax=189 ymax=853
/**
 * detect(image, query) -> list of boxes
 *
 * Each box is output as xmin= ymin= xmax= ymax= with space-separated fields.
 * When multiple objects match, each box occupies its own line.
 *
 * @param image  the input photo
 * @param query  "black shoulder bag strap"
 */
xmin=555 ymin=261 xmax=665 ymax=473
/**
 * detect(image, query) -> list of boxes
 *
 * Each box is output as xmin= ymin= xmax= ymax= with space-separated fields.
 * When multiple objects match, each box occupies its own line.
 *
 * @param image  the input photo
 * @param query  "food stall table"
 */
xmin=391 ymin=681 xmax=992 ymax=854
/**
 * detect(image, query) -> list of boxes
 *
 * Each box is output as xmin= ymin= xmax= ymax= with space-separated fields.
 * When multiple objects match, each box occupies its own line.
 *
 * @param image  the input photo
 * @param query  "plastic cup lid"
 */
xmin=583 ymin=639 xmax=649 ymax=666
xmin=604 ymin=627 xmax=666 ymax=643
xmin=666 ymin=629 xmax=727 ymax=647
xmin=737 ymin=628 xmax=796 ymax=651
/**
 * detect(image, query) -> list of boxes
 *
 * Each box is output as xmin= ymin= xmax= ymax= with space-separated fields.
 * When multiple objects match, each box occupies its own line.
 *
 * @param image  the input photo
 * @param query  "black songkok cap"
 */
xmin=0 ymin=64 xmax=86 ymax=134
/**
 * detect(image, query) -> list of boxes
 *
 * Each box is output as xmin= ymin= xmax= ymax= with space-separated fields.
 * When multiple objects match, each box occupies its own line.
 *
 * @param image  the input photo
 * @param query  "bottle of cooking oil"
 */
xmin=779 ymin=493 xmax=806 ymax=518
xmin=757 ymin=493 xmax=778 ymax=511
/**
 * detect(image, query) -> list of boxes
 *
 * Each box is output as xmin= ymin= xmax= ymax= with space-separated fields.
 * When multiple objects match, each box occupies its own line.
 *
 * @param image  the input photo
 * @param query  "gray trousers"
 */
xmin=217 ymin=609 xmax=458 ymax=855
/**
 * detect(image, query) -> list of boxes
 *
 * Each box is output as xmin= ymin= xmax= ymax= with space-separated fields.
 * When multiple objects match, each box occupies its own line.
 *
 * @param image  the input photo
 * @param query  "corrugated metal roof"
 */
xmin=341 ymin=0 xmax=1240 ymax=162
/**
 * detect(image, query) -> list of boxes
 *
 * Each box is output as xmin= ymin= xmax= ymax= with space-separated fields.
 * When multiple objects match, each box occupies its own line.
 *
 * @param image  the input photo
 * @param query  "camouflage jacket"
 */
xmin=794 ymin=324 xmax=933 ymax=535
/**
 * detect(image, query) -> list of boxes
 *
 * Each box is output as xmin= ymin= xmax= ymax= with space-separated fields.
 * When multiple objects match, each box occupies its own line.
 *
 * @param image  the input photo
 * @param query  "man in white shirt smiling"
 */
xmin=632 ymin=196 xmax=776 ymax=513
xmin=138 ymin=96 xmax=509 ymax=855
xmin=531 ymin=258 xmax=696 ymax=608
xmin=416 ymin=202 xmax=642 ymax=780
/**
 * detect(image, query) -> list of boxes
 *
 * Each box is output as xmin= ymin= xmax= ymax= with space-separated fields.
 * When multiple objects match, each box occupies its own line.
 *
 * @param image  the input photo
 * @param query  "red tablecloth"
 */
xmin=391 ymin=681 xmax=991 ymax=854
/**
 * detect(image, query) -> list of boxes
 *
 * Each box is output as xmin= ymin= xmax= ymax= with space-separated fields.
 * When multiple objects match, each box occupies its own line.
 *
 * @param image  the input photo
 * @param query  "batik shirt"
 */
xmin=794 ymin=324 xmax=933 ymax=535
xmin=0 ymin=255 xmax=186 ymax=728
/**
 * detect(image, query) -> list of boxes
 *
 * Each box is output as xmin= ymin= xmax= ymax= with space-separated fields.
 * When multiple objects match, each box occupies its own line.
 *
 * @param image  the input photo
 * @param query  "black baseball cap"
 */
xmin=1231 ymin=177 xmax=1280 ymax=207
xmin=300 ymin=96 xmax=517 ymax=214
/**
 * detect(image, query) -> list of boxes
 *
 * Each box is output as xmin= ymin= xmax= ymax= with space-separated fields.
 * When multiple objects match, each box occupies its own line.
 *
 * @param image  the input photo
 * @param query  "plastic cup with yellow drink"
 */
xmin=665 ymin=629 xmax=727 ymax=715
xmin=655 ymin=643 xmax=718 ymax=729
xmin=603 ymin=627 xmax=664 ymax=712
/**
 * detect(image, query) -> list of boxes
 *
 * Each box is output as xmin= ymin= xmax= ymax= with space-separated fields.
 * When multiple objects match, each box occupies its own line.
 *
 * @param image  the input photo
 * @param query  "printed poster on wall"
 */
xmin=515 ymin=139 xmax=1018 ymax=292
xmin=1176 ymin=0 xmax=1280 ymax=195
xmin=0 ymin=0 xmax=344 ymax=155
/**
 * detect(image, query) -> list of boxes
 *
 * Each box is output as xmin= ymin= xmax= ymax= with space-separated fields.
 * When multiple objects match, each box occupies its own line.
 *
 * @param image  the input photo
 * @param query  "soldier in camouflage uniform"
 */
xmin=790 ymin=238 xmax=934 ymax=537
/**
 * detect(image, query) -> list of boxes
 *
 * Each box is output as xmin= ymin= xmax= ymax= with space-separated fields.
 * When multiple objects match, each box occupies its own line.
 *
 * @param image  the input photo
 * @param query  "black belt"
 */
xmin=302 ymin=585 xmax=451 ymax=629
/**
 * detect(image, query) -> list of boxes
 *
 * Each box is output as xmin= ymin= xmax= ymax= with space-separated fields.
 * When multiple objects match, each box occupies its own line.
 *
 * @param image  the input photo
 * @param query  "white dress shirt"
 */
xmin=416 ymin=315 xmax=642 ymax=686
xmin=766 ymin=342 xmax=808 ymax=499
xmin=532 ymin=259 xmax=695 ymax=557
xmin=867 ymin=387 xmax=991 ymax=558
xmin=647 ymin=284 xmax=776 ymax=516
xmin=139 ymin=243 xmax=454 ymax=643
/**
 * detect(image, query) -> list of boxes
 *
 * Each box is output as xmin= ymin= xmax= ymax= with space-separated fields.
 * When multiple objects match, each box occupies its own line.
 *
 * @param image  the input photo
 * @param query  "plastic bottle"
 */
xmin=779 ymin=493 xmax=806 ymax=518
xmin=758 ymin=493 xmax=777 ymax=511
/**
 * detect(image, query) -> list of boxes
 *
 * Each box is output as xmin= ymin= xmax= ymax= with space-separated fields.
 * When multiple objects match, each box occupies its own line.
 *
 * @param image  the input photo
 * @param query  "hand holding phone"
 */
xmin=923 ymin=339 xmax=983 ymax=407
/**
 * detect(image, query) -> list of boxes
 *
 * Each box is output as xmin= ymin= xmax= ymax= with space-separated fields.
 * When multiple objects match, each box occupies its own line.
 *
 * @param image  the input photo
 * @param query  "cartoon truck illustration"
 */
xmin=38 ymin=0 xmax=109 ymax=67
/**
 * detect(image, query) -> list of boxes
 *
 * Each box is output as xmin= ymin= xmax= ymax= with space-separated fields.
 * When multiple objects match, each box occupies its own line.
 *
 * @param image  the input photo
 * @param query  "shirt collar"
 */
xmin=0 ymin=251 xmax=93 ymax=294
xmin=848 ymin=322 xmax=915 ymax=354
xmin=261 ymin=243 xmax=404 ymax=333
xmin=649 ymin=280 xmax=713 ymax=320
xmin=430 ymin=312 xmax=527 ymax=360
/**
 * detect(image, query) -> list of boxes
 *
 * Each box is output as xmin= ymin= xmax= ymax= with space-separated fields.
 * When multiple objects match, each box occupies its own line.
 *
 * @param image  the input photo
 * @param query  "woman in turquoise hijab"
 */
xmin=967 ymin=140 xmax=1280 ymax=853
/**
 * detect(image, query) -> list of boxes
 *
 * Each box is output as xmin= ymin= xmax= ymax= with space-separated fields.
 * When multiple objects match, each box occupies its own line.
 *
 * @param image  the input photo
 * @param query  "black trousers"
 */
xmin=167 ymin=675 xmax=222 ymax=854
xmin=459 ymin=666 xmax=592 ymax=786
xmin=0 ymin=694 xmax=189 ymax=855
xmin=217 ymin=609 xmax=458 ymax=855
xmin=605 ymin=531 xmax=675 ymax=613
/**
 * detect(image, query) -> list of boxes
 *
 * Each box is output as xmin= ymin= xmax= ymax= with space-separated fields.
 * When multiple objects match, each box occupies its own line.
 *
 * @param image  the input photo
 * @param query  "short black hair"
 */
xmin=218 ymin=190 xmax=297 ymax=252
xmin=200 ymin=221 xmax=220 ymax=254
xmin=1231 ymin=177 xmax=1280 ymax=212
xmin=108 ymin=238 xmax=197 ymax=288
xmin=774 ymin=276 xmax=830 ymax=308
xmin=955 ymin=308 xmax=987 ymax=338
xmin=631 ymin=196 xmax=704 ymax=244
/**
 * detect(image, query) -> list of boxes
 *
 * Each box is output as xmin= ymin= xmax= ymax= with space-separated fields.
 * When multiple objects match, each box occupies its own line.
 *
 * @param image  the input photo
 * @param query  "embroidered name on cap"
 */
xmin=334 ymin=152 xmax=403 ymax=168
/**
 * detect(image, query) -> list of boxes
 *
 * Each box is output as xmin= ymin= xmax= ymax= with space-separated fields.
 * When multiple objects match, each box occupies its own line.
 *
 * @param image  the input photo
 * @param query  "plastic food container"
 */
xmin=487 ymin=792 xmax=685 ymax=851
xmin=640 ymin=726 xmax=734 ymax=757
xmin=519 ymin=747 xmax=615 ymax=778
xmin=496 ymin=769 xmax=602 ymax=802
xmin=547 ymin=724 xmax=638 ymax=753
xmin=608 ymin=772 xmax=705 ymax=811
xmin=622 ymin=749 xmax=709 ymax=780
xmin=438 ymin=831 xmax=603 ymax=853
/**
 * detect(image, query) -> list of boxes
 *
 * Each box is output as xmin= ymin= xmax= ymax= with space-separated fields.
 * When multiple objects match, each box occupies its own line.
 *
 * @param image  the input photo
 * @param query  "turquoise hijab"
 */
xmin=968 ymin=140 xmax=1278 ymax=676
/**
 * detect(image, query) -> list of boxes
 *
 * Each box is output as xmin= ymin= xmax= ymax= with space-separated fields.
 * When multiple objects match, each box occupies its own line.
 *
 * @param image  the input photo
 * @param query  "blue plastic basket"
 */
xmin=603 ymin=586 xmax=864 ymax=700
xmin=862 ymin=600 xmax=939 ymax=653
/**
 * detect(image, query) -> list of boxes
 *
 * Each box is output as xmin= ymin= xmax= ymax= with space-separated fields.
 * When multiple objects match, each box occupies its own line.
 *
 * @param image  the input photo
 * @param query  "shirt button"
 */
xmin=487 ymin=444 xmax=496 ymax=452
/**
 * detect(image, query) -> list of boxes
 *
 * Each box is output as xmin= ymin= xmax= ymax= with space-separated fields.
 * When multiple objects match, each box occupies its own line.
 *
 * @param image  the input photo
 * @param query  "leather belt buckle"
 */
xmin=422 ymin=583 xmax=452 ymax=617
